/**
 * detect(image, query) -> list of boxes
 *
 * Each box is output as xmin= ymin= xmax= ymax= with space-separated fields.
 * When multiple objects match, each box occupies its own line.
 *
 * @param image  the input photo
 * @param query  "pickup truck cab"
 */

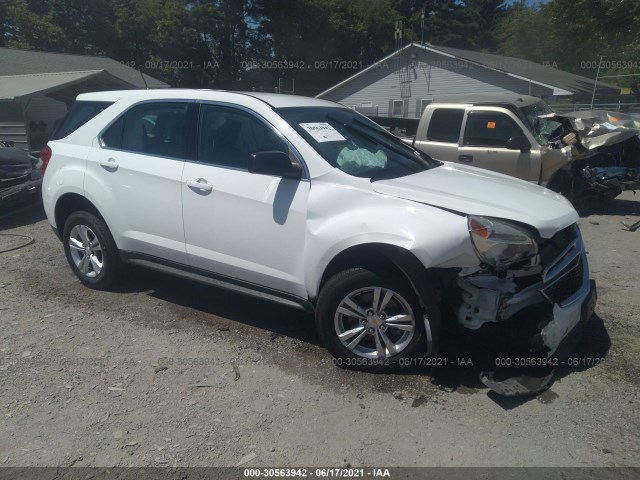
xmin=409 ymin=93 xmax=640 ymax=204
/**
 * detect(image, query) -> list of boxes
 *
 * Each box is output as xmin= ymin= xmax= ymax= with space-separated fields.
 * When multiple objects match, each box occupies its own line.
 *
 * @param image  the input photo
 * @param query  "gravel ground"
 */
xmin=0 ymin=192 xmax=639 ymax=467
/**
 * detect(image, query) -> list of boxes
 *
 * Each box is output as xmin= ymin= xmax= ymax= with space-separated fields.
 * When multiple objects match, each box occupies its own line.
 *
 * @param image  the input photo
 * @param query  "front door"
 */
xmin=181 ymin=104 xmax=310 ymax=297
xmin=458 ymin=109 xmax=541 ymax=182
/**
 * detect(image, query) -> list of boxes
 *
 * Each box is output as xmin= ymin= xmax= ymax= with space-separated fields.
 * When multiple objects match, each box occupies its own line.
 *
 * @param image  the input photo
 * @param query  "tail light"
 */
xmin=40 ymin=144 xmax=52 ymax=174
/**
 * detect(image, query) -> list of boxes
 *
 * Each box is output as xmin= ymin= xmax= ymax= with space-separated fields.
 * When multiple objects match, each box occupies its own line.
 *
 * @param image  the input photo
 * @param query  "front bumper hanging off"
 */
xmin=453 ymin=225 xmax=597 ymax=396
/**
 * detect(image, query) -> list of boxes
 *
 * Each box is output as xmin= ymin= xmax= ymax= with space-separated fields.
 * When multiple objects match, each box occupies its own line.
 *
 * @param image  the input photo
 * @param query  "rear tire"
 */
xmin=316 ymin=268 xmax=428 ymax=372
xmin=62 ymin=211 xmax=120 ymax=289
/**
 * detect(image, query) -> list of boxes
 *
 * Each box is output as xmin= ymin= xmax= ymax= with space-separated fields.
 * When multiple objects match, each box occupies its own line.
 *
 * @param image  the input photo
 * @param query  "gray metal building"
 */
xmin=317 ymin=43 xmax=619 ymax=119
xmin=0 ymin=48 xmax=168 ymax=153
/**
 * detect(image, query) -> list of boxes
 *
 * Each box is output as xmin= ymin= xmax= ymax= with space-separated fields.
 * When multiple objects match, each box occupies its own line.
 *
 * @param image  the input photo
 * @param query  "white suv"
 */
xmin=42 ymin=90 xmax=596 ymax=395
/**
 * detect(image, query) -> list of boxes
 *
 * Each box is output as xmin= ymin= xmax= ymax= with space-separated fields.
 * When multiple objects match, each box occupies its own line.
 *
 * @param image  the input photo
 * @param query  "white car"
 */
xmin=41 ymin=90 xmax=596 ymax=395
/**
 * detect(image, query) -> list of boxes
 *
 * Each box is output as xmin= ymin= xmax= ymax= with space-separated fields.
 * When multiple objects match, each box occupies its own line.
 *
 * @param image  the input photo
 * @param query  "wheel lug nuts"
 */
xmin=379 ymin=325 xmax=386 ymax=332
xmin=360 ymin=319 xmax=367 ymax=326
xmin=379 ymin=314 xmax=385 ymax=319
xmin=367 ymin=327 xmax=375 ymax=334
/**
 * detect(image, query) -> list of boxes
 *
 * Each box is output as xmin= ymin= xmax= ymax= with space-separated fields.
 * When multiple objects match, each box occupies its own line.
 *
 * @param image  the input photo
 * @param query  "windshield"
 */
xmin=276 ymin=107 xmax=440 ymax=180
xmin=521 ymin=101 xmax=562 ymax=146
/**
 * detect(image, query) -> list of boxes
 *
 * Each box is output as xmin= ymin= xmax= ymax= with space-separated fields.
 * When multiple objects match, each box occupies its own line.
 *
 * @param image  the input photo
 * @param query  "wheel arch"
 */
xmin=317 ymin=243 xmax=437 ymax=309
xmin=54 ymin=193 xmax=106 ymax=238
xmin=315 ymin=242 xmax=445 ymax=358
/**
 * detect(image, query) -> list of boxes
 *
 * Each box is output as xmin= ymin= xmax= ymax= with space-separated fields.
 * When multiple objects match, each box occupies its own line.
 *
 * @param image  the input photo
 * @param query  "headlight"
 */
xmin=468 ymin=216 xmax=538 ymax=268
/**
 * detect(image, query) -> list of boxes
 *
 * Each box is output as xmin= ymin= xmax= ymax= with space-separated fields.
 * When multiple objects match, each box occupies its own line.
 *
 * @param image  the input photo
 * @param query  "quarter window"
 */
xmin=101 ymin=102 xmax=191 ymax=159
xmin=198 ymin=105 xmax=288 ymax=169
xmin=463 ymin=111 xmax=524 ymax=148
xmin=426 ymin=108 xmax=464 ymax=143
xmin=51 ymin=101 xmax=112 ymax=140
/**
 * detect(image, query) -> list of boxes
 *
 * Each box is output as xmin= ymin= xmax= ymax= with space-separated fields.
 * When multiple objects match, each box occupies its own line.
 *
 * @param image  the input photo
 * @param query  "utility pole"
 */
xmin=590 ymin=55 xmax=603 ymax=109
xmin=394 ymin=20 xmax=403 ymax=51
xmin=421 ymin=8 xmax=425 ymax=45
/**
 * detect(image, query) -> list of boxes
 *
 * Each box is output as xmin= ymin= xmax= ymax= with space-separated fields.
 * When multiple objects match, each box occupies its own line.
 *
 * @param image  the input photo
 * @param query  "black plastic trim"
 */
xmin=119 ymin=251 xmax=315 ymax=314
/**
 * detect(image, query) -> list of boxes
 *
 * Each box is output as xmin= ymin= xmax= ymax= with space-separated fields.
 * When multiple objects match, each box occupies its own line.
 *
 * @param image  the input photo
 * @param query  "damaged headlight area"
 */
xmin=468 ymin=216 xmax=538 ymax=269
xmin=448 ymin=223 xmax=596 ymax=396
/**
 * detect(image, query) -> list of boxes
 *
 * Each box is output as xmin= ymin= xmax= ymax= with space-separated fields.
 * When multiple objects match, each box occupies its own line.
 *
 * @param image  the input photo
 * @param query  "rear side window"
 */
xmin=51 ymin=101 xmax=112 ymax=140
xmin=101 ymin=102 xmax=192 ymax=159
xmin=426 ymin=108 xmax=464 ymax=143
xmin=463 ymin=111 xmax=523 ymax=147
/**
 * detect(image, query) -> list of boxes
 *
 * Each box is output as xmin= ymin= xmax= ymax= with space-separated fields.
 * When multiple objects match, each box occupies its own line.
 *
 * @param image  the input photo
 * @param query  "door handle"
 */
xmin=186 ymin=178 xmax=213 ymax=193
xmin=99 ymin=157 xmax=118 ymax=170
xmin=458 ymin=155 xmax=473 ymax=163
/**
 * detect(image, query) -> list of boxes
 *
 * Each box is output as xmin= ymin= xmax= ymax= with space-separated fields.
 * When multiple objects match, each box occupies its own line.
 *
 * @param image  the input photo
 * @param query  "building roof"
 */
xmin=0 ymin=47 xmax=168 ymax=92
xmin=317 ymin=43 xmax=618 ymax=99
xmin=0 ymin=70 xmax=134 ymax=101
xmin=430 ymin=44 xmax=617 ymax=96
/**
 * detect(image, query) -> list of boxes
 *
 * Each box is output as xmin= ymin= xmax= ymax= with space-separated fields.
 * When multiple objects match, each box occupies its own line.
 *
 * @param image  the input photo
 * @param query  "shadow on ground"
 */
xmin=430 ymin=313 xmax=611 ymax=408
xmin=579 ymin=196 xmax=640 ymax=217
xmin=0 ymin=198 xmax=46 ymax=230
xmin=113 ymin=265 xmax=320 ymax=347
xmin=110 ymin=266 xmax=612 ymax=408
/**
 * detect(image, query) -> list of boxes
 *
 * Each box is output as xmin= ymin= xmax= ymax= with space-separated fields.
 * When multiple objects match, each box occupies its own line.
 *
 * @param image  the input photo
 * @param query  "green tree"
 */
xmin=494 ymin=1 xmax=554 ymax=65
xmin=461 ymin=0 xmax=506 ymax=50
xmin=110 ymin=0 xmax=213 ymax=87
xmin=2 ymin=0 xmax=66 ymax=50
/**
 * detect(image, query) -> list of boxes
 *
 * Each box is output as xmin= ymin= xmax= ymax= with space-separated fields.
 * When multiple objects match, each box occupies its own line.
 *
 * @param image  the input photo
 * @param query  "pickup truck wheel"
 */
xmin=316 ymin=268 xmax=427 ymax=372
xmin=62 ymin=211 xmax=120 ymax=289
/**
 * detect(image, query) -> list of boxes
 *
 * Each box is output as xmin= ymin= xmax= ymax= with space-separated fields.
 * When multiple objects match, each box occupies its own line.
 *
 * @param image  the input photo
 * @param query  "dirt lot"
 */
xmin=1 ymin=193 xmax=639 ymax=468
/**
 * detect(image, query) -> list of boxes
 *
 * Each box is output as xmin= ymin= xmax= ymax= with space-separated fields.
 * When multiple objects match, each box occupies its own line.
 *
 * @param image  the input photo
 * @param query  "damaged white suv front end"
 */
xmin=367 ymin=162 xmax=596 ymax=396
xmin=458 ymin=218 xmax=595 ymax=395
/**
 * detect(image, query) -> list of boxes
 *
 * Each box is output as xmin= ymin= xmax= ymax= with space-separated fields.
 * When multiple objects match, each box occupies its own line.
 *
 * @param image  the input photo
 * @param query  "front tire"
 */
xmin=62 ymin=211 xmax=120 ymax=289
xmin=316 ymin=268 xmax=428 ymax=372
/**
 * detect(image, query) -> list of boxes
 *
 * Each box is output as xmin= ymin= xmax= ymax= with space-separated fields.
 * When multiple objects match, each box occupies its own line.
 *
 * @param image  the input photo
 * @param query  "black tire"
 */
xmin=62 ymin=211 xmax=120 ymax=289
xmin=316 ymin=268 xmax=429 ymax=372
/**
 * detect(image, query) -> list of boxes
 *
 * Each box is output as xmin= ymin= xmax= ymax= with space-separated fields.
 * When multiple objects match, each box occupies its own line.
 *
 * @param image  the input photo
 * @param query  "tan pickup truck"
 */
xmin=403 ymin=93 xmax=640 ymax=206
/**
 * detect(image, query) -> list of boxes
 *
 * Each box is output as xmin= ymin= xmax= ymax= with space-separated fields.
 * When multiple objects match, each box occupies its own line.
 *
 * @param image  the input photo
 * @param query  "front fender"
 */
xmin=304 ymin=176 xmax=478 ymax=298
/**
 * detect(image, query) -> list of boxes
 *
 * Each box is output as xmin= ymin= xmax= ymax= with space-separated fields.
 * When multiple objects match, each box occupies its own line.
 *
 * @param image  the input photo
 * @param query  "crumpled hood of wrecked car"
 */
xmin=372 ymin=163 xmax=578 ymax=238
xmin=543 ymin=110 xmax=640 ymax=150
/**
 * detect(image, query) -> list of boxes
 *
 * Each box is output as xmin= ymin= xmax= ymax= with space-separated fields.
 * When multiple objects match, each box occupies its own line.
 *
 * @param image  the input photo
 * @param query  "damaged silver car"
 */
xmin=541 ymin=109 xmax=640 ymax=203
xmin=408 ymin=93 xmax=640 ymax=208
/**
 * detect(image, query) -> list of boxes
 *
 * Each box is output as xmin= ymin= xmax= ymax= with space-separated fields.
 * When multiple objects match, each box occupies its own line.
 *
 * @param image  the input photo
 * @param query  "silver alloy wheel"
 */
xmin=334 ymin=286 xmax=416 ymax=359
xmin=68 ymin=224 xmax=103 ymax=278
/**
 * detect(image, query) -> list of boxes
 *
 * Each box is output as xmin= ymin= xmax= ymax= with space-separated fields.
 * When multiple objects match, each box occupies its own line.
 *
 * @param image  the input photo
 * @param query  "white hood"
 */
xmin=372 ymin=163 xmax=578 ymax=238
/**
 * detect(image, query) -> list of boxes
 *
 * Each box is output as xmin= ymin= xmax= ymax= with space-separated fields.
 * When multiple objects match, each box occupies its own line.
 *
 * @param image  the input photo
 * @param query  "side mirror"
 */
xmin=506 ymin=135 xmax=531 ymax=152
xmin=248 ymin=151 xmax=303 ymax=179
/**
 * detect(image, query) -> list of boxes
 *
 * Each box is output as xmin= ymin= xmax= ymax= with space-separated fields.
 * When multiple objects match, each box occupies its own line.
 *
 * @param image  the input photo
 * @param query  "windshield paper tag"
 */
xmin=299 ymin=123 xmax=346 ymax=142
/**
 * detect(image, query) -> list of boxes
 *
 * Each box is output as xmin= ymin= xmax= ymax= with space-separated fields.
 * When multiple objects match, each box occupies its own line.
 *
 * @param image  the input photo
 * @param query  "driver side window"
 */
xmin=463 ymin=111 xmax=523 ymax=148
xmin=198 ymin=105 xmax=288 ymax=169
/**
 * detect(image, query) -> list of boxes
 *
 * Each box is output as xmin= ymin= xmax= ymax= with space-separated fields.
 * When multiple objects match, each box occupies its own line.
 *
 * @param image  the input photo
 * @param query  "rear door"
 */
xmin=181 ymin=103 xmax=310 ymax=297
xmin=458 ymin=108 xmax=541 ymax=181
xmin=85 ymin=101 xmax=195 ymax=264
